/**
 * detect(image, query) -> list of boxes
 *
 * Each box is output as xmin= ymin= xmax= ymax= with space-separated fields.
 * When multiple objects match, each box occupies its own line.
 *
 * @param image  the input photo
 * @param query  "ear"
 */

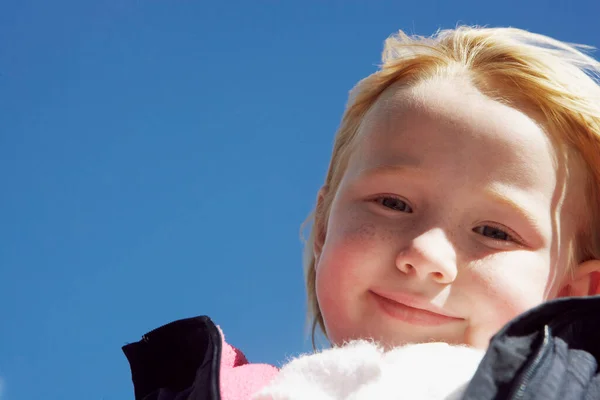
xmin=313 ymin=186 xmax=329 ymax=264
xmin=556 ymin=259 xmax=600 ymax=298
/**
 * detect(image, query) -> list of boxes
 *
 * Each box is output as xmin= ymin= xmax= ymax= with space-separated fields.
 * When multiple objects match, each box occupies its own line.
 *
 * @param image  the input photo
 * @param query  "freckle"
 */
xmin=356 ymin=223 xmax=376 ymax=239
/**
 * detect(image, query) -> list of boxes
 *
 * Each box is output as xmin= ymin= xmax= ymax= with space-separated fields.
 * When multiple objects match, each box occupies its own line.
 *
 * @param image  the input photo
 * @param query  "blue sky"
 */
xmin=1 ymin=1 xmax=599 ymax=399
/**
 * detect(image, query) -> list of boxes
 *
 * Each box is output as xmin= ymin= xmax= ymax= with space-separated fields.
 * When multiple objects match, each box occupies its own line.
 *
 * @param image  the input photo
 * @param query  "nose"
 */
xmin=395 ymin=228 xmax=458 ymax=284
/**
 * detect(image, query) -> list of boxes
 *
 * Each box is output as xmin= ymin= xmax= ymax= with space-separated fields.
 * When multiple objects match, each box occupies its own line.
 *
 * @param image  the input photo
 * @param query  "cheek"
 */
xmin=468 ymin=253 xmax=551 ymax=321
xmin=317 ymin=204 xmax=400 ymax=287
xmin=315 ymin=213 xmax=396 ymax=337
xmin=316 ymin=221 xmax=379 ymax=303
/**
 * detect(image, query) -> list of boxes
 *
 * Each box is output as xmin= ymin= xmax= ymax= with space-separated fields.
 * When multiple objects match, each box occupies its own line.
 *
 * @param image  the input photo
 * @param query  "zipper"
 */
xmin=508 ymin=325 xmax=552 ymax=400
xmin=207 ymin=318 xmax=223 ymax=400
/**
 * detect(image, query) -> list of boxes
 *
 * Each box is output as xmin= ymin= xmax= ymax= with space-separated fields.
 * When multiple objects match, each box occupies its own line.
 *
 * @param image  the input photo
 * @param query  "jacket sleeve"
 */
xmin=122 ymin=316 xmax=222 ymax=400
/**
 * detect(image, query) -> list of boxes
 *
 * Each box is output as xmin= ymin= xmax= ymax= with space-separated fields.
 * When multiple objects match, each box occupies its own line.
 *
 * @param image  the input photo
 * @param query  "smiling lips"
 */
xmin=370 ymin=291 xmax=464 ymax=326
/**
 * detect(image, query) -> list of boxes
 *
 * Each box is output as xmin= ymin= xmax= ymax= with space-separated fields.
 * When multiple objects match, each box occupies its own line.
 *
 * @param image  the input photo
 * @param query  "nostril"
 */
xmin=398 ymin=263 xmax=415 ymax=275
xmin=432 ymin=271 xmax=444 ymax=280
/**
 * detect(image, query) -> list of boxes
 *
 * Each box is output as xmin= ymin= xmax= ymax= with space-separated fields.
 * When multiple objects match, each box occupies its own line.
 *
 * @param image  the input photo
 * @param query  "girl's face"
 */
xmin=314 ymin=76 xmax=586 ymax=349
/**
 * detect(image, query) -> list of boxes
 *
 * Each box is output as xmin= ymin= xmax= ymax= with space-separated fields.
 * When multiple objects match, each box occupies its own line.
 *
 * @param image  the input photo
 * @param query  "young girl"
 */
xmin=123 ymin=26 xmax=600 ymax=400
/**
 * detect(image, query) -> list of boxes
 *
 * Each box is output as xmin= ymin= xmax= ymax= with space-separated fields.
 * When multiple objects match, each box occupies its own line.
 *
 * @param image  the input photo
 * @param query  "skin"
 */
xmin=313 ymin=75 xmax=600 ymax=349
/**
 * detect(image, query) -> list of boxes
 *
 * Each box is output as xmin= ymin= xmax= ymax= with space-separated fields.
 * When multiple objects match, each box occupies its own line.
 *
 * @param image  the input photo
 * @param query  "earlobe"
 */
xmin=312 ymin=186 xmax=329 ymax=264
xmin=557 ymin=259 xmax=600 ymax=298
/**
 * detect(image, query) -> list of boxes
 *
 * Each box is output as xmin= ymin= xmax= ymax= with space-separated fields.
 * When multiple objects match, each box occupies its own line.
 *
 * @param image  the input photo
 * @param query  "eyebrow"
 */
xmin=481 ymin=187 xmax=548 ymax=237
xmin=362 ymin=165 xmax=543 ymax=221
xmin=356 ymin=160 xmax=424 ymax=179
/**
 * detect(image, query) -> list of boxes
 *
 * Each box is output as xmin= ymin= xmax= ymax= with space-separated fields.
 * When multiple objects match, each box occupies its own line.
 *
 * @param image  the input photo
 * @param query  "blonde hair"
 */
xmin=303 ymin=26 xmax=600 ymax=344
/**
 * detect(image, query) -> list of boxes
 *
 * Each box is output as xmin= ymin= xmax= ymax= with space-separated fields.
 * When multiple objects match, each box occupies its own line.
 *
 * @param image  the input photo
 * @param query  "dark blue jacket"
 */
xmin=463 ymin=295 xmax=600 ymax=399
xmin=123 ymin=296 xmax=600 ymax=399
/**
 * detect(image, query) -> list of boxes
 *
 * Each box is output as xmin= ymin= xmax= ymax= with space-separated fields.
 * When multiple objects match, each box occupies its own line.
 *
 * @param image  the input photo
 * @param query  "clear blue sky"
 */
xmin=1 ymin=1 xmax=599 ymax=399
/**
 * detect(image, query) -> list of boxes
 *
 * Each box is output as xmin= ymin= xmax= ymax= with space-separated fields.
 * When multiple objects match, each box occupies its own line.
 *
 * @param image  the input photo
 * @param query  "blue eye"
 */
xmin=474 ymin=225 xmax=513 ymax=241
xmin=376 ymin=196 xmax=413 ymax=213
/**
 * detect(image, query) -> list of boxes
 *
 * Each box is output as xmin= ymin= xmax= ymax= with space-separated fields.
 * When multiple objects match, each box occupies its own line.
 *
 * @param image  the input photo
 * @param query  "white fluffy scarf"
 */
xmin=252 ymin=341 xmax=484 ymax=400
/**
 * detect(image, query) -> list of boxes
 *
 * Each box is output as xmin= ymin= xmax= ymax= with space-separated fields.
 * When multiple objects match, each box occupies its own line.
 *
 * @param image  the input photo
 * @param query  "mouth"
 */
xmin=370 ymin=290 xmax=464 ymax=327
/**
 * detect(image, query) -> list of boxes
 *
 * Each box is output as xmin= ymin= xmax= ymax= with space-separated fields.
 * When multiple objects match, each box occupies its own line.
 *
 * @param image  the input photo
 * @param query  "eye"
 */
xmin=375 ymin=196 xmax=413 ymax=213
xmin=473 ymin=225 xmax=514 ymax=242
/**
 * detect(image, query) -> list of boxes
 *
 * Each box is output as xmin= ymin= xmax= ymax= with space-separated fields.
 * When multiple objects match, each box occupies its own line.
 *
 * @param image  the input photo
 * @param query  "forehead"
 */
xmin=352 ymin=77 xmax=559 ymax=193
